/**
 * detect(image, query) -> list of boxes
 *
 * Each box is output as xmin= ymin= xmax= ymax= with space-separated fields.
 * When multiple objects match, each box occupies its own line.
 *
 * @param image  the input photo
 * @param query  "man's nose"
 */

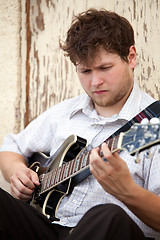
xmin=91 ymin=71 xmax=104 ymax=87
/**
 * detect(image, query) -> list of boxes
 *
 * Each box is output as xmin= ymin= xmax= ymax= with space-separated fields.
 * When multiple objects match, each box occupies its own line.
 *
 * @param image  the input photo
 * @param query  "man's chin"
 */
xmin=93 ymin=100 xmax=112 ymax=108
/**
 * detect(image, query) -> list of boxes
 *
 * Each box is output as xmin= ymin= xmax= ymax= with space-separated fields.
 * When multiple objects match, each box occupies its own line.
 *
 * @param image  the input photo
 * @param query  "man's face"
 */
xmin=76 ymin=47 xmax=137 ymax=116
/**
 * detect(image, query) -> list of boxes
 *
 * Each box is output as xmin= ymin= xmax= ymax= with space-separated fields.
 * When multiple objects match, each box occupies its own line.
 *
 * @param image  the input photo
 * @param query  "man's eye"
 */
xmin=81 ymin=69 xmax=91 ymax=73
xmin=101 ymin=66 xmax=111 ymax=70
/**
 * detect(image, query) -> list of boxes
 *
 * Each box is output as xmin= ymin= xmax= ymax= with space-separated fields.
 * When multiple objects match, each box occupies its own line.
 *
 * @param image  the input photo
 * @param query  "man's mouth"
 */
xmin=93 ymin=90 xmax=108 ymax=94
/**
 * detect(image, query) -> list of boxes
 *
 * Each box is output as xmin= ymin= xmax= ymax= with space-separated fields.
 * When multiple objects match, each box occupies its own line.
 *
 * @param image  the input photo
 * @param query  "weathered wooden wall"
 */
xmin=0 ymin=0 xmax=160 ymax=192
xmin=23 ymin=0 xmax=160 ymax=127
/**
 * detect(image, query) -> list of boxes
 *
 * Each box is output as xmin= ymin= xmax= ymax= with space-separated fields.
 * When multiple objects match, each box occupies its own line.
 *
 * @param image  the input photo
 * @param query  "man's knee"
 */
xmin=81 ymin=204 xmax=145 ymax=240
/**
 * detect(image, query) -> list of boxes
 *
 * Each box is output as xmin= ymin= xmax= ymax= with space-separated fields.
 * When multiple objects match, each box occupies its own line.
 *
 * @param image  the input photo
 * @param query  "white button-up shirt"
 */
xmin=1 ymin=81 xmax=160 ymax=239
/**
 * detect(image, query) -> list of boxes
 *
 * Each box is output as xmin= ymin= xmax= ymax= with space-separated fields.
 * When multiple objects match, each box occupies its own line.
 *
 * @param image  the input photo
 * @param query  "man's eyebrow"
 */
xmin=76 ymin=62 xmax=113 ymax=71
xmin=96 ymin=63 xmax=112 ymax=68
xmin=76 ymin=66 xmax=90 ymax=71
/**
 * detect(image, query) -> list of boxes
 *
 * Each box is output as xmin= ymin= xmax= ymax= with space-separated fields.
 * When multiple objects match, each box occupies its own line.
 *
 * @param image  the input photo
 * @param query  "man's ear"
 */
xmin=128 ymin=45 xmax=137 ymax=69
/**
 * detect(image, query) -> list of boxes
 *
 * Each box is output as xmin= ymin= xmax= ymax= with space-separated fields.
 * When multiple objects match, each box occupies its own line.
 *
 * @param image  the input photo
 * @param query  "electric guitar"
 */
xmin=29 ymin=121 xmax=160 ymax=221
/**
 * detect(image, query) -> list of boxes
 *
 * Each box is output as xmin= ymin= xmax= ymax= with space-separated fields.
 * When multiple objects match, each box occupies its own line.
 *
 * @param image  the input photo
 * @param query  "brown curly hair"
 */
xmin=60 ymin=8 xmax=135 ymax=66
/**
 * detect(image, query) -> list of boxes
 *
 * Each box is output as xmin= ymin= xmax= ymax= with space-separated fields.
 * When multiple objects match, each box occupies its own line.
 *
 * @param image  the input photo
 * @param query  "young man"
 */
xmin=0 ymin=8 xmax=160 ymax=240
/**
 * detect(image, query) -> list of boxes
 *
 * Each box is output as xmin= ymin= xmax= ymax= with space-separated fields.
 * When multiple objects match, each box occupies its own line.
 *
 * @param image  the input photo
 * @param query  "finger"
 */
xmin=90 ymin=147 xmax=110 ymax=177
xmin=17 ymin=169 xmax=39 ymax=190
xmin=11 ymin=176 xmax=34 ymax=195
xmin=11 ymin=186 xmax=32 ymax=201
xmin=10 ymin=180 xmax=33 ymax=201
xmin=89 ymin=147 xmax=102 ymax=175
xmin=101 ymin=143 xmax=121 ymax=168
xmin=30 ymin=170 xmax=40 ymax=186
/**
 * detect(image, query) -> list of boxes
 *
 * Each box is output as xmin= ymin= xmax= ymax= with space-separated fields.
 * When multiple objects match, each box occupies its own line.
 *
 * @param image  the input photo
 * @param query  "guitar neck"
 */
xmin=39 ymin=134 xmax=122 ymax=194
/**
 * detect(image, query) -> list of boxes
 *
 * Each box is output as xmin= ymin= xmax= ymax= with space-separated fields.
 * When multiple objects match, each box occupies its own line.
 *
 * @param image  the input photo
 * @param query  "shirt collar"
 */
xmin=69 ymin=94 xmax=92 ymax=118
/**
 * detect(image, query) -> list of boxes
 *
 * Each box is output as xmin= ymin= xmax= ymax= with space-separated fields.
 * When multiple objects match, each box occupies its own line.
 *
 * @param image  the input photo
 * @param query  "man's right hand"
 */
xmin=0 ymin=151 xmax=40 ymax=202
xmin=10 ymin=164 xmax=40 ymax=201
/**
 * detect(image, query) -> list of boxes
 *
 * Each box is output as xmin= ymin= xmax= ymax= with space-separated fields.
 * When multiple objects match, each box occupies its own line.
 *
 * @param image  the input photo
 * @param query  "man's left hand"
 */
xmin=89 ymin=142 xmax=135 ymax=202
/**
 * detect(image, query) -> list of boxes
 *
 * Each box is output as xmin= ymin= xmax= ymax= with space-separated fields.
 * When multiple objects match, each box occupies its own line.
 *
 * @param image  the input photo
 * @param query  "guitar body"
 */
xmin=29 ymin=135 xmax=87 ymax=221
xmin=29 ymin=121 xmax=160 ymax=221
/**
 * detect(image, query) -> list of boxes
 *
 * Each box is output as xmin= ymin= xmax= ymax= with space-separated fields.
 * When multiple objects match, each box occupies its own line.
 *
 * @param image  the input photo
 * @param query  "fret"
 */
xmin=81 ymin=153 xmax=88 ymax=168
xmin=78 ymin=155 xmax=83 ymax=170
xmin=64 ymin=162 xmax=69 ymax=179
xmin=45 ymin=176 xmax=49 ymax=189
xmin=44 ymin=174 xmax=51 ymax=190
xmin=106 ymin=139 xmax=112 ymax=150
xmin=47 ymin=173 xmax=53 ymax=189
xmin=104 ymin=136 xmax=119 ymax=152
xmin=68 ymin=159 xmax=74 ymax=176
xmin=57 ymin=168 xmax=63 ymax=183
xmin=111 ymin=137 xmax=115 ymax=152
xmin=46 ymin=172 xmax=54 ymax=187
xmin=49 ymin=171 xmax=56 ymax=188
xmin=39 ymin=174 xmax=45 ymax=189
xmin=82 ymin=154 xmax=86 ymax=168
xmin=59 ymin=163 xmax=66 ymax=182
xmin=41 ymin=177 xmax=47 ymax=192
xmin=69 ymin=158 xmax=76 ymax=176
xmin=59 ymin=166 xmax=65 ymax=182
xmin=113 ymin=135 xmax=119 ymax=151
xmin=84 ymin=152 xmax=90 ymax=166
xmin=66 ymin=161 xmax=71 ymax=177
xmin=74 ymin=156 xmax=80 ymax=172
xmin=58 ymin=165 xmax=64 ymax=183
xmin=43 ymin=172 xmax=51 ymax=191
xmin=71 ymin=158 xmax=76 ymax=174
xmin=52 ymin=169 xmax=59 ymax=186
xmin=66 ymin=161 xmax=71 ymax=178
xmin=53 ymin=168 xmax=60 ymax=184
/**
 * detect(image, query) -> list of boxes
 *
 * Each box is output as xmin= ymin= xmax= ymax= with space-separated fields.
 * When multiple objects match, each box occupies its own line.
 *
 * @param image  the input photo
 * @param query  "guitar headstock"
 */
xmin=120 ymin=118 xmax=160 ymax=155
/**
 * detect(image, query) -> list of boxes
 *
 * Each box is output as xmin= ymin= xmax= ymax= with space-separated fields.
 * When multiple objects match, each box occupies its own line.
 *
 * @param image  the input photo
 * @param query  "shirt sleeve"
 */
xmin=0 ymin=108 xmax=57 ymax=158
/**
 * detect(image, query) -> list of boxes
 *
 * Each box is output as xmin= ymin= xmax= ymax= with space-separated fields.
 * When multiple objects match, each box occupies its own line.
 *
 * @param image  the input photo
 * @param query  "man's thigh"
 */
xmin=67 ymin=204 xmax=150 ymax=240
xmin=0 ymin=188 xmax=70 ymax=240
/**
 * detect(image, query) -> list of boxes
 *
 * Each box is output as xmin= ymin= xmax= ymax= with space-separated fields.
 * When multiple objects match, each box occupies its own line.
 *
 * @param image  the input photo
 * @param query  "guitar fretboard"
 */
xmin=37 ymin=134 xmax=120 ymax=195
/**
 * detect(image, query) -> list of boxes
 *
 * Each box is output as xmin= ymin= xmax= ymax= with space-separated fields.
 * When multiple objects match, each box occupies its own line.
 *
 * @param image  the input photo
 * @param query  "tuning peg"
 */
xmin=150 ymin=117 xmax=160 ymax=124
xmin=133 ymin=151 xmax=141 ymax=163
xmin=141 ymin=118 xmax=149 ymax=125
xmin=135 ymin=156 xmax=141 ymax=163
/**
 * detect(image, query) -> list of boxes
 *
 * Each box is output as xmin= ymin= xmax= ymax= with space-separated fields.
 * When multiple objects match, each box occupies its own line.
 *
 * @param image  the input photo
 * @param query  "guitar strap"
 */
xmin=70 ymin=100 xmax=160 ymax=191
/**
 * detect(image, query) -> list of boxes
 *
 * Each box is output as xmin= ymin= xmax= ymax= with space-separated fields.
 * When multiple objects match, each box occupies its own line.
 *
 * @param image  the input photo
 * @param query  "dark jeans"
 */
xmin=0 ymin=188 xmax=155 ymax=240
